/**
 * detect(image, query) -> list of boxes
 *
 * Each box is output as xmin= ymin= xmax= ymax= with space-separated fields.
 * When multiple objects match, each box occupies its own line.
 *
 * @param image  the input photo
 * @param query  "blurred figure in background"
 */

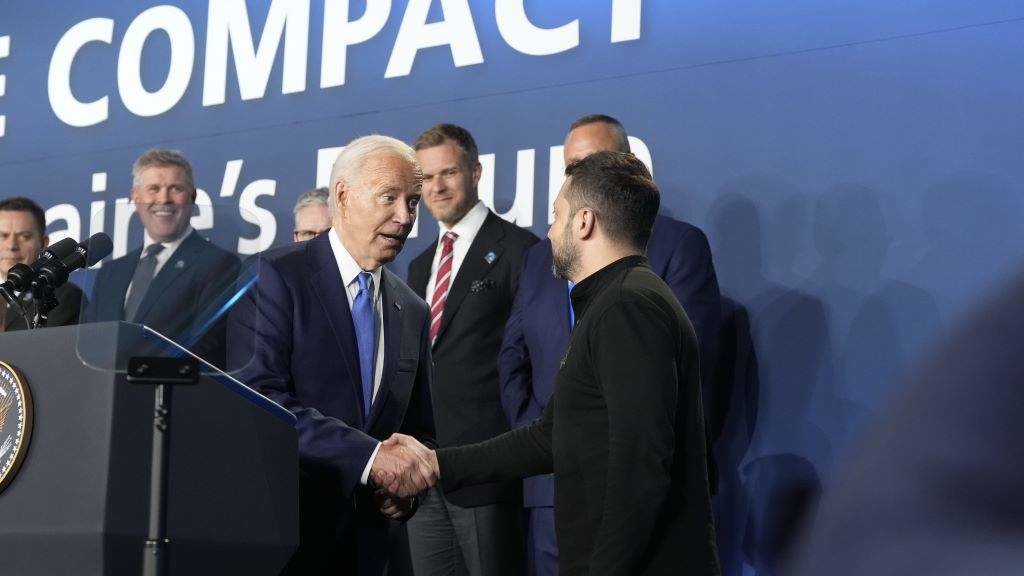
xmin=293 ymin=187 xmax=332 ymax=242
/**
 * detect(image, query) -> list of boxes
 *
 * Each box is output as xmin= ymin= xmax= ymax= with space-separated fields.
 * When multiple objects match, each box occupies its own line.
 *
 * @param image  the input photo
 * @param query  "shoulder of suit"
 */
xmin=653 ymin=214 xmax=710 ymax=248
xmin=496 ymin=217 xmax=540 ymax=246
xmin=383 ymin=268 xmax=429 ymax=313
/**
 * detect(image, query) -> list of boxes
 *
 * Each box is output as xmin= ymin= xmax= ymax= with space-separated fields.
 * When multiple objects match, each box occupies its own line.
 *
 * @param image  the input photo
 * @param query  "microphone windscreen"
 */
xmin=84 ymin=233 xmax=113 ymax=264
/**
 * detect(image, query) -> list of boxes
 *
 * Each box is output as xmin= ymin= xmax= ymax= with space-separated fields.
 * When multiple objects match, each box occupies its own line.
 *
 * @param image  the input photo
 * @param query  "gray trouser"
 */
xmin=406 ymin=487 xmax=524 ymax=576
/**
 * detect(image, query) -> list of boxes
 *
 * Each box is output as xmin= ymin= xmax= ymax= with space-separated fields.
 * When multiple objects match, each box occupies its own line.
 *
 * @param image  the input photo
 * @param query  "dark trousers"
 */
xmin=525 ymin=507 xmax=558 ymax=576
xmin=406 ymin=487 xmax=524 ymax=576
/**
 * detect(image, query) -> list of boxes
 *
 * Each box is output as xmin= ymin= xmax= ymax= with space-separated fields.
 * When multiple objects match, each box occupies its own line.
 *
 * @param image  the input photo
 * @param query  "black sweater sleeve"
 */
xmin=437 ymin=396 xmax=555 ymax=492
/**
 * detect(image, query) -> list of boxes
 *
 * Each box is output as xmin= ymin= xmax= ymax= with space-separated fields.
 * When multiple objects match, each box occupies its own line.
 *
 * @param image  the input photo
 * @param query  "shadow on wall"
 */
xmin=708 ymin=185 xmax=836 ymax=576
xmin=915 ymin=171 xmax=1024 ymax=326
xmin=806 ymin=184 xmax=942 ymax=445
xmin=708 ymin=177 xmax=957 ymax=576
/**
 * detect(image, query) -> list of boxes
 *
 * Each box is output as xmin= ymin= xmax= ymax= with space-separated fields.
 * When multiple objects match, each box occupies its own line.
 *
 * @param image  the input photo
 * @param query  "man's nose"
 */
xmin=394 ymin=204 xmax=415 ymax=227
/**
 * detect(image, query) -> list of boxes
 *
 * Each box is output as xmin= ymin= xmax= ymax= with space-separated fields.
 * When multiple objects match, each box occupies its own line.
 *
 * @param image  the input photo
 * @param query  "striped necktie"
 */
xmin=429 ymin=231 xmax=458 ymax=345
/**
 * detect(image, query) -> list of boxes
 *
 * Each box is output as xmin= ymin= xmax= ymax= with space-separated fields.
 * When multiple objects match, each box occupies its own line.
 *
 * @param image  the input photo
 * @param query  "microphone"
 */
xmin=31 ymin=233 xmax=113 ymax=292
xmin=61 ymin=232 xmax=113 ymax=271
xmin=0 ymin=238 xmax=79 ymax=294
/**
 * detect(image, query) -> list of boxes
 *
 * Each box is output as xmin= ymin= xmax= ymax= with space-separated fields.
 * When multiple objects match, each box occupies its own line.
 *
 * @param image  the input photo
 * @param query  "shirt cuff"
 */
xmin=360 ymin=442 xmax=382 ymax=485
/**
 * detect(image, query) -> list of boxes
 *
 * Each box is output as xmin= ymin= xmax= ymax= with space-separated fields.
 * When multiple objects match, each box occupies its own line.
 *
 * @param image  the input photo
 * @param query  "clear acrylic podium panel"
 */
xmin=75 ymin=202 xmax=263 ymax=377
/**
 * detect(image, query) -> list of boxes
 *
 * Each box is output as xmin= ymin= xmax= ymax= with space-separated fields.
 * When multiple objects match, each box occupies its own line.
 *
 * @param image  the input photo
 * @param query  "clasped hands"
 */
xmin=369 ymin=433 xmax=439 ymax=519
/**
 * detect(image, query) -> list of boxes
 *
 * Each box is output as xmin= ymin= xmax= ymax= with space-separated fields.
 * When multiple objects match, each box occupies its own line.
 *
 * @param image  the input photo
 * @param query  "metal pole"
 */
xmin=142 ymin=382 xmax=172 ymax=576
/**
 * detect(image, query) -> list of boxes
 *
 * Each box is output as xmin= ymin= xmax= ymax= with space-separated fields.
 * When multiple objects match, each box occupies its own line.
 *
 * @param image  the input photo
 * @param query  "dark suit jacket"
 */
xmin=85 ymin=230 xmax=240 ymax=366
xmin=440 ymin=257 xmax=720 ymax=576
xmin=2 ymin=282 xmax=83 ymax=331
xmin=499 ymin=214 xmax=722 ymax=506
xmin=407 ymin=210 xmax=538 ymax=507
xmin=227 ymin=232 xmax=436 ymax=576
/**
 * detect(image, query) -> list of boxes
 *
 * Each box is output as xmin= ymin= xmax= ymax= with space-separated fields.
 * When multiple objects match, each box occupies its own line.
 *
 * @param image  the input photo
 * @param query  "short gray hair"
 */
xmin=293 ymin=187 xmax=329 ymax=216
xmin=132 ymin=148 xmax=196 ymax=190
xmin=328 ymin=135 xmax=422 ymax=213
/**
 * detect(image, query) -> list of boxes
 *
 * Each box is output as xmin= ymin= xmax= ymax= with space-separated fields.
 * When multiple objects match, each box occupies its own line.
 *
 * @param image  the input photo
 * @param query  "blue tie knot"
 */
xmin=357 ymin=271 xmax=372 ymax=293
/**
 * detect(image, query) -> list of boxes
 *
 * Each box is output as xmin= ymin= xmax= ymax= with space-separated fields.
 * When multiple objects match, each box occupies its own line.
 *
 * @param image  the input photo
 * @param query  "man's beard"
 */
xmin=551 ymin=223 xmax=580 ymax=280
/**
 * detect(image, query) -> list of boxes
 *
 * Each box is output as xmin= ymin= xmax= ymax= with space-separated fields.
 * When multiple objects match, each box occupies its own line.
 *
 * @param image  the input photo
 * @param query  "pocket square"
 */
xmin=470 ymin=279 xmax=496 ymax=293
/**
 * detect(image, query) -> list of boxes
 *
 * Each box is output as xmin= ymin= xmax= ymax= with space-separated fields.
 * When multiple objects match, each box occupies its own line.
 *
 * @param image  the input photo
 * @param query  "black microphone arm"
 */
xmin=1 ymin=237 xmax=78 ymax=294
xmin=30 ymin=233 xmax=113 ymax=293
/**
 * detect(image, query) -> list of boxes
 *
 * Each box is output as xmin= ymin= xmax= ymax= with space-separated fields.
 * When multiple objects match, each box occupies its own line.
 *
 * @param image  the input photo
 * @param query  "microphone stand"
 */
xmin=29 ymin=282 xmax=59 ymax=329
xmin=1 ymin=286 xmax=34 ymax=330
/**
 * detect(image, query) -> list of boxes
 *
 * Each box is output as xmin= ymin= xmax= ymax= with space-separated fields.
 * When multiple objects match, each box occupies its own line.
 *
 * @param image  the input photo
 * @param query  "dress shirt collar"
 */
xmin=143 ymin=225 xmax=193 ymax=254
xmin=438 ymin=200 xmax=488 ymax=246
xmin=328 ymin=228 xmax=383 ymax=296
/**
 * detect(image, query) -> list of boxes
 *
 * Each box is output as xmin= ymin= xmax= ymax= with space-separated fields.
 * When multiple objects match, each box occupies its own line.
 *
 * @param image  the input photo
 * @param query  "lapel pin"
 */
xmin=484 ymin=251 xmax=496 ymax=264
xmin=395 ymin=301 xmax=402 ymax=311
xmin=175 ymin=260 xmax=185 ymax=269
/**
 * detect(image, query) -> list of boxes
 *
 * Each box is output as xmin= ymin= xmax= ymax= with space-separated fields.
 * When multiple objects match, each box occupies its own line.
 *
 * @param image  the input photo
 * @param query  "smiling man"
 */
xmin=405 ymin=124 xmax=537 ymax=576
xmin=85 ymin=149 xmax=239 ymax=365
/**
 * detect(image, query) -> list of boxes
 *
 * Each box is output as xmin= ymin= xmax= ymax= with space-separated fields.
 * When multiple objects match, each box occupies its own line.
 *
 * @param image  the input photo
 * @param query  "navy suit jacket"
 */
xmin=499 ymin=214 xmax=721 ymax=507
xmin=227 ymin=232 xmax=435 ymax=576
xmin=85 ymin=230 xmax=240 ymax=366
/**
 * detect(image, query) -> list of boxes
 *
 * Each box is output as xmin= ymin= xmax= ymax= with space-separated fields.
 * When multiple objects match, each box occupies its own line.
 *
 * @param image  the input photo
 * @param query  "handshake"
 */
xmin=368 ymin=433 xmax=440 ymax=519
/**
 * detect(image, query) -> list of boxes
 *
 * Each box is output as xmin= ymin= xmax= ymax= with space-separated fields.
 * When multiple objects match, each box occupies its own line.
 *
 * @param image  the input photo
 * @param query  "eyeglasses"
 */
xmin=294 ymin=229 xmax=329 ymax=242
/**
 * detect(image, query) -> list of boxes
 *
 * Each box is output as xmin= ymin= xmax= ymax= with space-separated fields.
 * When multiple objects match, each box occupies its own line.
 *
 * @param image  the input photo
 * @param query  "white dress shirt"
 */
xmin=124 ymin=226 xmax=194 ymax=305
xmin=424 ymin=200 xmax=490 ymax=300
xmin=328 ymin=229 xmax=385 ymax=485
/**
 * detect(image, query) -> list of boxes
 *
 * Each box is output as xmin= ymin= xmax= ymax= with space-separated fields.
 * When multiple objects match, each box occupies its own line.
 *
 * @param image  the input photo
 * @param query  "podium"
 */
xmin=0 ymin=322 xmax=298 ymax=575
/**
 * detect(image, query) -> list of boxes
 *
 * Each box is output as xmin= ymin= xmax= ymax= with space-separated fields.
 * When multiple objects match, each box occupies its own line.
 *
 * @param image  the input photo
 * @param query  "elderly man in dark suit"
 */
xmin=228 ymin=135 xmax=437 ymax=576
xmin=85 ymin=149 xmax=239 ymax=365
xmin=405 ymin=124 xmax=537 ymax=576
xmin=380 ymin=151 xmax=721 ymax=576
xmin=0 ymin=197 xmax=83 ymax=331
xmin=498 ymin=114 xmax=723 ymax=575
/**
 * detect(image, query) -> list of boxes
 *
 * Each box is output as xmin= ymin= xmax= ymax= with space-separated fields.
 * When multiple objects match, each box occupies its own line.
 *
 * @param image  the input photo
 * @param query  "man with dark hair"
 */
xmin=0 ymin=197 xmax=83 ymax=331
xmin=405 ymin=123 xmax=537 ymax=576
xmin=380 ymin=151 xmax=721 ymax=576
xmin=86 ymin=148 xmax=239 ymax=366
xmin=498 ymin=114 xmax=723 ymax=574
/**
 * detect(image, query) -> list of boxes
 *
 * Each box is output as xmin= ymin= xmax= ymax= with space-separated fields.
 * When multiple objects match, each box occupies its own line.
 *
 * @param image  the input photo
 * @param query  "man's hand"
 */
xmin=369 ymin=433 xmax=438 ymax=498
xmin=373 ymin=485 xmax=416 ymax=520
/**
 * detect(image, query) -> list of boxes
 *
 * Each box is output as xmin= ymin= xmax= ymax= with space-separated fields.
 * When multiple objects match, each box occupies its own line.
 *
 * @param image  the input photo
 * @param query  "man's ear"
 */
xmin=334 ymin=181 xmax=346 ymax=209
xmin=577 ymin=208 xmax=597 ymax=240
xmin=41 ymin=235 xmax=50 ymax=250
xmin=470 ymin=160 xmax=483 ymax=188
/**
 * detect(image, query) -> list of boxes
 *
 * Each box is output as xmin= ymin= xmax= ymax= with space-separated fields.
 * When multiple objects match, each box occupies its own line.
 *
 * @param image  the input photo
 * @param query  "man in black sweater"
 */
xmin=378 ymin=151 xmax=721 ymax=575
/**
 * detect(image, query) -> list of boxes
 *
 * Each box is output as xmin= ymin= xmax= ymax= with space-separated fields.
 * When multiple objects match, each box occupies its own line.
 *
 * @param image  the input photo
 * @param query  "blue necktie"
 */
xmin=352 ymin=272 xmax=376 ymax=418
xmin=567 ymin=280 xmax=576 ymax=331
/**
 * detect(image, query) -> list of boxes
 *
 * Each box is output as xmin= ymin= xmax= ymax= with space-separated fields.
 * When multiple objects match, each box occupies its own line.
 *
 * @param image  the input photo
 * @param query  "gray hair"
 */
xmin=293 ymin=187 xmax=329 ymax=216
xmin=328 ymin=135 xmax=422 ymax=213
xmin=132 ymin=148 xmax=196 ymax=190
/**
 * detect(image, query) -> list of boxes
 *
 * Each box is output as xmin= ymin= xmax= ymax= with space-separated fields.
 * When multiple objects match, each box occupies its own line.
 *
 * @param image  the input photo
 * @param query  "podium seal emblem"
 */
xmin=0 ymin=361 xmax=33 ymax=494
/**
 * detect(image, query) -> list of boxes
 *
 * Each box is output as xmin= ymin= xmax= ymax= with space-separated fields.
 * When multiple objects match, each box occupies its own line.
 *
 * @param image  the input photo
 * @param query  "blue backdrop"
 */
xmin=2 ymin=1 xmax=1022 ymax=573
